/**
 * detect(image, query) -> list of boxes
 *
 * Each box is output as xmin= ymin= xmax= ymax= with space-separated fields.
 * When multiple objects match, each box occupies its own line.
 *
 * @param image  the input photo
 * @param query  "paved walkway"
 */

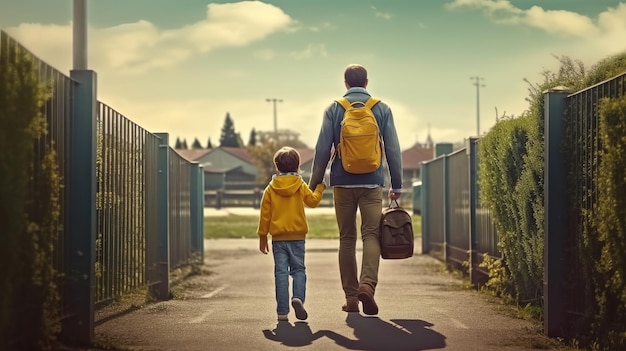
xmin=93 ymin=235 xmax=565 ymax=351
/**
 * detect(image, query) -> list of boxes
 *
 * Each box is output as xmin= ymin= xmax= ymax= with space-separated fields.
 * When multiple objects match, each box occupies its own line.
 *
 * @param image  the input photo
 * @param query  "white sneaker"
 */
xmin=277 ymin=314 xmax=288 ymax=321
xmin=291 ymin=298 xmax=308 ymax=320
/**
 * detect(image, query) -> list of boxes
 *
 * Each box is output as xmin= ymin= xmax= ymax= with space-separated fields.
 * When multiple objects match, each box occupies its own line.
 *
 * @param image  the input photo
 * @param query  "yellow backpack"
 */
xmin=335 ymin=97 xmax=382 ymax=174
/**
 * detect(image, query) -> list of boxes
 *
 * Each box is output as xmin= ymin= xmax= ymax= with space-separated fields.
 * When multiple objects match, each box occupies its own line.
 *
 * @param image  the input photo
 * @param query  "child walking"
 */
xmin=257 ymin=146 xmax=326 ymax=321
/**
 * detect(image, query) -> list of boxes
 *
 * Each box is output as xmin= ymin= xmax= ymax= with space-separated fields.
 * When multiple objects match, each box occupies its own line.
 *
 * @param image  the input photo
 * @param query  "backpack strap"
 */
xmin=336 ymin=97 xmax=380 ymax=111
xmin=335 ymin=98 xmax=351 ymax=111
xmin=365 ymin=98 xmax=380 ymax=109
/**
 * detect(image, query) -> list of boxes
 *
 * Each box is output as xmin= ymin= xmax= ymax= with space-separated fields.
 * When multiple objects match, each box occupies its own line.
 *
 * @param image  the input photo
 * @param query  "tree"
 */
xmin=248 ymin=140 xmax=281 ymax=185
xmin=206 ymin=137 xmax=213 ymax=149
xmin=191 ymin=138 xmax=203 ymax=149
xmin=248 ymin=128 xmax=257 ymax=146
xmin=174 ymin=137 xmax=182 ymax=149
xmin=219 ymin=112 xmax=240 ymax=147
xmin=182 ymin=139 xmax=188 ymax=149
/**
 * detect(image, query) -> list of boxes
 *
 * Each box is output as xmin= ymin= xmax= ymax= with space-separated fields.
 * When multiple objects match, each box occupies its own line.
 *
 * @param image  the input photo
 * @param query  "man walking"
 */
xmin=308 ymin=64 xmax=403 ymax=315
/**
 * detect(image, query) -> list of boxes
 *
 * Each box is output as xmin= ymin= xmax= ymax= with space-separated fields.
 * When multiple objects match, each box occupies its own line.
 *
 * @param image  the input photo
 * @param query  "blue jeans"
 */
xmin=272 ymin=240 xmax=306 ymax=315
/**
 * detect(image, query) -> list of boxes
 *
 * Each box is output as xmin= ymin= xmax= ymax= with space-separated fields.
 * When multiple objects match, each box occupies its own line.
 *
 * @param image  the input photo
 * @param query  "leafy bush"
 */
xmin=587 ymin=94 xmax=626 ymax=349
xmin=479 ymin=51 xmax=626 ymax=349
xmin=0 ymin=39 xmax=60 ymax=350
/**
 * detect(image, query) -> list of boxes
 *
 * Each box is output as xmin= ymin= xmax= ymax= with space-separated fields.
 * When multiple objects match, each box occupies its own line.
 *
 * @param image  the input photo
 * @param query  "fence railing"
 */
xmin=561 ymin=72 xmax=626 ymax=327
xmin=1 ymin=30 xmax=204 ymax=344
xmin=1 ymin=29 xmax=74 ymax=322
xmin=421 ymin=137 xmax=499 ymax=286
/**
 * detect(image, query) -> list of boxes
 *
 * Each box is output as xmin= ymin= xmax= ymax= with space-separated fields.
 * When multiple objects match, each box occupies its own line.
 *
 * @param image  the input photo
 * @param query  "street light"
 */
xmin=266 ymin=98 xmax=283 ymax=135
xmin=470 ymin=76 xmax=485 ymax=136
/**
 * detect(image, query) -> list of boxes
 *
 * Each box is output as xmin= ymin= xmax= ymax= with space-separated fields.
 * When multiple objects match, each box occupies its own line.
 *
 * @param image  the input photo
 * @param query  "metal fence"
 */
xmin=1 ymin=30 xmax=73 ymax=320
xmin=1 ymin=30 xmax=203 ymax=343
xmin=95 ymin=103 xmax=162 ymax=304
xmin=564 ymin=72 xmax=626 ymax=319
xmin=421 ymin=137 xmax=499 ymax=286
xmin=168 ymin=149 xmax=193 ymax=268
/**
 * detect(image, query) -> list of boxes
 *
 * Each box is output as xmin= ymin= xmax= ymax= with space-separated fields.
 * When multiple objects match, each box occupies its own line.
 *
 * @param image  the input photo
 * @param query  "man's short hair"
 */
xmin=344 ymin=64 xmax=367 ymax=88
xmin=274 ymin=146 xmax=301 ymax=173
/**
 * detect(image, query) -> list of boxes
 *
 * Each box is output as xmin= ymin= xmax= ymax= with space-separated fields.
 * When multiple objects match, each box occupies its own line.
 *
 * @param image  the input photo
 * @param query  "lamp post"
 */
xmin=266 ymin=98 xmax=282 ymax=135
xmin=470 ymin=76 xmax=485 ymax=136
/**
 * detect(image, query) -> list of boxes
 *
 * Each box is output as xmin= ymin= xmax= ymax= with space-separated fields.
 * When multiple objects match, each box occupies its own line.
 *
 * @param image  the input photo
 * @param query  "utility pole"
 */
xmin=73 ymin=0 xmax=87 ymax=69
xmin=266 ymin=98 xmax=282 ymax=135
xmin=470 ymin=76 xmax=485 ymax=136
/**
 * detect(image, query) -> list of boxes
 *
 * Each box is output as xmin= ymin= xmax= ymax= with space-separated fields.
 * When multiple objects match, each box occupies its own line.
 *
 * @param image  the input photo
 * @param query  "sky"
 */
xmin=1 ymin=0 xmax=625 ymax=150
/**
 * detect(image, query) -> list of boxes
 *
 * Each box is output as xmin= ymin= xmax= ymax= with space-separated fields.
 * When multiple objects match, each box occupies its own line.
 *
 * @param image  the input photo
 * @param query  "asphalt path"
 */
xmin=94 ymin=236 xmax=564 ymax=351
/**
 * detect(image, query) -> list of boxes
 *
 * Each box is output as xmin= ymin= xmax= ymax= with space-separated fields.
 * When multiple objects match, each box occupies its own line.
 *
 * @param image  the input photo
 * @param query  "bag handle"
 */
xmin=388 ymin=199 xmax=400 ymax=209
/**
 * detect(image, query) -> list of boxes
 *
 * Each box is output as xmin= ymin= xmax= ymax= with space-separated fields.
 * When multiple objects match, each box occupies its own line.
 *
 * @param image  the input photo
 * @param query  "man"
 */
xmin=308 ymin=64 xmax=402 ymax=315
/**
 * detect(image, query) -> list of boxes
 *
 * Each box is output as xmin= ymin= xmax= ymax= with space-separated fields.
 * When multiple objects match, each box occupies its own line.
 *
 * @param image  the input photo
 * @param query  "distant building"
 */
xmin=401 ymin=142 xmax=434 ymax=186
xmin=175 ymin=147 xmax=257 ymax=190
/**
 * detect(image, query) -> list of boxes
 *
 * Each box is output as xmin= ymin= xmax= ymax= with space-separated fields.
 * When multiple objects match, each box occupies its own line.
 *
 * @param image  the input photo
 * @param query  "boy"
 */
xmin=257 ymin=146 xmax=326 ymax=321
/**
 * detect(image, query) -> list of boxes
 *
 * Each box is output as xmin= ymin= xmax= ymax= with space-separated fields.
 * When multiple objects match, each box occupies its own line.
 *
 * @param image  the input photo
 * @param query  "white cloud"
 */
xmin=371 ymin=6 xmax=392 ymax=20
xmin=445 ymin=0 xmax=626 ymax=58
xmin=6 ymin=22 xmax=72 ymax=72
xmin=309 ymin=22 xmax=333 ymax=32
xmin=6 ymin=1 xmax=295 ymax=75
xmin=289 ymin=43 xmax=328 ymax=60
xmin=446 ymin=0 xmax=598 ymax=37
xmin=445 ymin=0 xmax=522 ymax=16
xmin=521 ymin=6 xmax=598 ymax=37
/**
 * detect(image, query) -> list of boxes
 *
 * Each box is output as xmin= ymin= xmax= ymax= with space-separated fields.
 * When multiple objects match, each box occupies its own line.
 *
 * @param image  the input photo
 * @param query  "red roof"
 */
xmin=401 ymin=144 xmax=434 ymax=170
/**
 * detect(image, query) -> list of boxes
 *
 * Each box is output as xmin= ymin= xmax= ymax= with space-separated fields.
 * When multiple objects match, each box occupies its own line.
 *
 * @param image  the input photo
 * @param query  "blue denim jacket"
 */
xmin=308 ymin=87 xmax=403 ymax=191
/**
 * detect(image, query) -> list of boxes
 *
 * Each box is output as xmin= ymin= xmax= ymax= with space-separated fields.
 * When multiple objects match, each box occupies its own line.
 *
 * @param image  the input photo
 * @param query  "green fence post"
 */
xmin=63 ymin=70 xmax=97 ymax=343
xmin=154 ymin=133 xmax=170 ymax=300
xmin=421 ymin=162 xmax=429 ymax=254
xmin=442 ymin=155 xmax=449 ymax=265
xmin=198 ymin=166 xmax=205 ymax=260
xmin=467 ymin=137 xmax=479 ymax=287
xmin=543 ymin=87 xmax=570 ymax=337
xmin=190 ymin=162 xmax=204 ymax=262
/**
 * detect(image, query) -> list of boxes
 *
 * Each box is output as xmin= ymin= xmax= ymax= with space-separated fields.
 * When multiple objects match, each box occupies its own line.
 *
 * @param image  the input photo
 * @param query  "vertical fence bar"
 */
xmin=198 ymin=166 xmax=205 ymax=261
xmin=467 ymin=137 xmax=480 ymax=287
xmin=543 ymin=87 xmax=570 ymax=337
xmin=442 ymin=154 xmax=449 ymax=264
xmin=63 ymin=70 xmax=97 ymax=343
xmin=421 ymin=162 xmax=430 ymax=254
xmin=154 ymin=133 xmax=170 ymax=300
xmin=190 ymin=163 xmax=202 ymax=261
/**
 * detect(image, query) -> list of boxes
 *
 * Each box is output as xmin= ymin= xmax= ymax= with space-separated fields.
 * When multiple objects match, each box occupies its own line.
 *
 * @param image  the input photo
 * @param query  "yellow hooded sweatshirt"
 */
xmin=257 ymin=174 xmax=326 ymax=241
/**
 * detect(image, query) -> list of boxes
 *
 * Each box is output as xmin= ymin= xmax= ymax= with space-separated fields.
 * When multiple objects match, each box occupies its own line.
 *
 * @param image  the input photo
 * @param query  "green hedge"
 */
xmin=586 ymin=95 xmax=626 ymax=349
xmin=478 ymin=52 xmax=626 ymax=349
xmin=0 ymin=41 xmax=60 ymax=350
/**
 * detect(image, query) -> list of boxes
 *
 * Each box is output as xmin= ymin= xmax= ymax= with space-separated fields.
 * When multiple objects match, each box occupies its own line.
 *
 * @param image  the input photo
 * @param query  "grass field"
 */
xmin=204 ymin=213 xmax=422 ymax=239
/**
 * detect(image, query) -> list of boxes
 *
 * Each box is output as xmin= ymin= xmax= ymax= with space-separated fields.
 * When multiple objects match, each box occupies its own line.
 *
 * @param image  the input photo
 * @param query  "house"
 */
xmin=175 ymin=147 xmax=258 ymax=190
xmin=401 ymin=143 xmax=434 ymax=188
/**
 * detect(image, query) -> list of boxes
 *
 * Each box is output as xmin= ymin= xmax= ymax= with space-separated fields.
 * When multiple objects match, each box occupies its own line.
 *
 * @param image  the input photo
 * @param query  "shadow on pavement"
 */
xmin=262 ymin=321 xmax=325 ymax=347
xmin=322 ymin=313 xmax=446 ymax=351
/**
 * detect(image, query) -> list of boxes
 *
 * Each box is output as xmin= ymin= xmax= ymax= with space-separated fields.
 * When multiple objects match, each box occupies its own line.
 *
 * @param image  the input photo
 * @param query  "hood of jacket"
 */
xmin=269 ymin=174 xmax=303 ymax=197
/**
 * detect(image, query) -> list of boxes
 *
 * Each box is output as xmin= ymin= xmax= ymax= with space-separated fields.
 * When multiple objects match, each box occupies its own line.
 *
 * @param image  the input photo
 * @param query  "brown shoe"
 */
xmin=342 ymin=298 xmax=359 ymax=312
xmin=358 ymin=284 xmax=378 ymax=315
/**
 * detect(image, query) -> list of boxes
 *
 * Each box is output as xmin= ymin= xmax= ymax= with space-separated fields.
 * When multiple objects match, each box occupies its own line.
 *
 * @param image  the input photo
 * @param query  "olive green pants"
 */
xmin=333 ymin=186 xmax=382 ymax=300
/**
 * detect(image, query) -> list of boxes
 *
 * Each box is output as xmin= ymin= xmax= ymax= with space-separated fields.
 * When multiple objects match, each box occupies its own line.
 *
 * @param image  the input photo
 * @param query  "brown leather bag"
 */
xmin=380 ymin=200 xmax=414 ymax=259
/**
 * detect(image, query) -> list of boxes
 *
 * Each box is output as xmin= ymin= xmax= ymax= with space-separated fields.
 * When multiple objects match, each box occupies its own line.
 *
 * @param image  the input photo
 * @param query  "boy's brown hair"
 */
xmin=274 ymin=147 xmax=300 ymax=173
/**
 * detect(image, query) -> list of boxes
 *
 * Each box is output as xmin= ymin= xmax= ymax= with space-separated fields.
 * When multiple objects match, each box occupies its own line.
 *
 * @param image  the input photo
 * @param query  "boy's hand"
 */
xmin=259 ymin=236 xmax=269 ymax=254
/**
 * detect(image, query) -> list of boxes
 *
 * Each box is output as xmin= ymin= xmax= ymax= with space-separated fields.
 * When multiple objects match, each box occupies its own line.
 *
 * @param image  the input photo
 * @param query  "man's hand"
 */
xmin=388 ymin=189 xmax=401 ymax=200
xmin=259 ymin=236 xmax=269 ymax=254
